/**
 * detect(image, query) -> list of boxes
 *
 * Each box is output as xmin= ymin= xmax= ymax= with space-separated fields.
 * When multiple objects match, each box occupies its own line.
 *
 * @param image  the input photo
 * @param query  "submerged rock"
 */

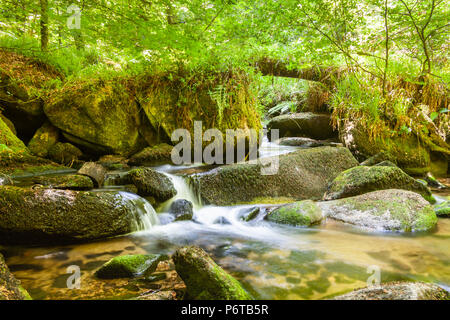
xmin=126 ymin=168 xmax=177 ymax=201
xmin=128 ymin=143 xmax=173 ymax=166
xmin=434 ymin=201 xmax=450 ymax=217
xmin=169 ymin=199 xmax=194 ymax=221
xmin=321 ymin=189 xmax=437 ymax=232
xmin=323 ymin=166 xmax=433 ymax=203
xmin=32 ymin=174 xmax=94 ymax=190
xmin=172 ymin=246 xmax=252 ymax=300
xmin=333 ymin=281 xmax=449 ymax=300
xmin=48 ymin=142 xmax=82 ymax=165
xmin=0 ymin=186 xmax=149 ymax=244
xmin=190 ymin=147 xmax=358 ymax=206
xmin=133 ymin=290 xmax=176 ymax=300
xmin=77 ymin=162 xmax=107 ymax=187
xmin=27 ymin=121 xmax=59 ymax=158
xmin=267 ymin=112 xmax=336 ymax=140
xmin=266 ymin=200 xmax=323 ymax=227
xmin=95 ymin=254 xmax=168 ymax=279
xmin=0 ymin=253 xmax=32 ymax=300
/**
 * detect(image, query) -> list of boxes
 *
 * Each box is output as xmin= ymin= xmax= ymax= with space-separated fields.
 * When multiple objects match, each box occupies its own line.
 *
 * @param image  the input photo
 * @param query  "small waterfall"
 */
xmin=159 ymin=173 xmax=202 ymax=212
xmin=118 ymin=192 xmax=159 ymax=231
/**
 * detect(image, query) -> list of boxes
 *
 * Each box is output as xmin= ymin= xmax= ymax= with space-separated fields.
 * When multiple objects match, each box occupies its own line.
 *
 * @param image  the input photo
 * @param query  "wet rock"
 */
xmin=48 ymin=142 xmax=82 ymax=165
xmin=172 ymin=246 xmax=252 ymax=300
xmin=78 ymin=162 xmax=107 ymax=187
xmin=213 ymin=216 xmax=232 ymax=225
xmin=333 ymin=281 xmax=449 ymax=300
xmin=0 ymin=253 xmax=32 ymax=300
xmin=190 ymin=147 xmax=358 ymax=206
xmin=267 ymin=112 xmax=336 ymax=140
xmin=44 ymin=79 xmax=147 ymax=156
xmin=95 ymin=254 xmax=168 ymax=279
xmin=321 ymin=189 xmax=437 ymax=232
xmin=277 ymin=137 xmax=341 ymax=148
xmin=434 ymin=201 xmax=450 ymax=217
xmin=424 ymin=172 xmax=447 ymax=189
xmin=126 ymin=168 xmax=177 ymax=201
xmin=32 ymin=174 xmax=94 ymax=190
xmin=169 ymin=199 xmax=194 ymax=221
xmin=27 ymin=122 xmax=59 ymax=158
xmin=266 ymin=200 xmax=323 ymax=227
xmin=0 ymin=173 xmax=13 ymax=186
xmin=240 ymin=207 xmax=261 ymax=222
xmin=0 ymin=186 xmax=149 ymax=244
xmin=128 ymin=143 xmax=173 ymax=166
xmin=323 ymin=166 xmax=433 ymax=203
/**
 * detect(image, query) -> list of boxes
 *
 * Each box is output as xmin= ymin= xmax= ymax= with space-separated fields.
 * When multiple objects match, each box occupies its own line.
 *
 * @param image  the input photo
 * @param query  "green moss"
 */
xmin=267 ymin=200 xmax=323 ymax=226
xmin=45 ymin=78 xmax=146 ymax=156
xmin=435 ymin=201 xmax=450 ymax=217
xmin=338 ymin=193 xmax=437 ymax=232
xmin=95 ymin=254 xmax=168 ymax=279
xmin=27 ymin=122 xmax=59 ymax=158
xmin=325 ymin=165 xmax=433 ymax=202
xmin=32 ymin=174 xmax=94 ymax=190
xmin=173 ymin=246 xmax=252 ymax=300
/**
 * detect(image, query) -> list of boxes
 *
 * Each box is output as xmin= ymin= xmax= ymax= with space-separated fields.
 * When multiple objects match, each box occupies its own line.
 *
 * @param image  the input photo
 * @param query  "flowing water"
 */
xmin=1 ymin=142 xmax=449 ymax=300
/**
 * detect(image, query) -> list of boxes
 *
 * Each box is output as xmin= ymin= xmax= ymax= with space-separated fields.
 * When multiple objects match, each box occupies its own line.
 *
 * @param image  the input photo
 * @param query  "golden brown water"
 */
xmin=3 ymin=214 xmax=449 ymax=300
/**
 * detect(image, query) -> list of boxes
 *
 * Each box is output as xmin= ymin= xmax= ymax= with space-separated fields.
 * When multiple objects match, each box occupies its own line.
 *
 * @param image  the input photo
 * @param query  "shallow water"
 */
xmin=2 ymin=142 xmax=449 ymax=300
xmin=2 ymin=176 xmax=449 ymax=300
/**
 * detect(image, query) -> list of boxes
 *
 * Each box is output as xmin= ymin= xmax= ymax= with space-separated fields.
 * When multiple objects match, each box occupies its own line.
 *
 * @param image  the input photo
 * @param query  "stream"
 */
xmin=1 ymin=139 xmax=449 ymax=300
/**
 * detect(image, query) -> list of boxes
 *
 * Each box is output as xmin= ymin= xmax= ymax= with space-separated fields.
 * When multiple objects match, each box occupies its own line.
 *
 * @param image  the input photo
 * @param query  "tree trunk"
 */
xmin=40 ymin=0 xmax=49 ymax=51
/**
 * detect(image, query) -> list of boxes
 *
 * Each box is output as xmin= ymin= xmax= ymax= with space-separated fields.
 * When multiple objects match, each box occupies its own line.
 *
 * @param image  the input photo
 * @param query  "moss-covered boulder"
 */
xmin=0 ymin=113 xmax=16 ymax=135
xmin=435 ymin=201 xmax=450 ymax=217
xmin=27 ymin=121 xmax=59 ymax=158
xmin=266 ymin=200 xmax=323 ymax=226
xmin=172 ymin=246 xmax=252 ymax=300
xmin=136 ymin=71 xmax=262 ymax=154
xmin=95 ymin=254 xmax=168 ymax=279
xmin=128 ymin=143 xmax=173 ymax=166
xmin=321 ymin=189 xmax=437 ymax=232
xmin=45 ymin=79 xmax=147 ymax=156
xmin=323 ymin=166 xmax=433 ymax=202
xmin=32 ymin=174 xmax=94 ymax=190
xmin=126 ymin=168 xmax=176 ymax=201
xmin=0 ymin=49 xmax=62 ymax=141
xmin=268 ymin=112 xmax=336 ymax=141
xmin=0 ymin=115 xmax=68 ymax=177
xmin=339 ymin=121 xmax=449 ymax=176
xmin=48 ymin=142 xmax=82 ymax=165
xmin=190 ymin=147 xmax=358 ymax=206
xmin=0 ymin=186 xmax=148 ymax=244
xmin=277 ymin=137 xmax=340 ymax=148
xmin=0 ymin=253 xmax=31 ymax=300
xmin=333 ymin=281 xmax=449 ymax=300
